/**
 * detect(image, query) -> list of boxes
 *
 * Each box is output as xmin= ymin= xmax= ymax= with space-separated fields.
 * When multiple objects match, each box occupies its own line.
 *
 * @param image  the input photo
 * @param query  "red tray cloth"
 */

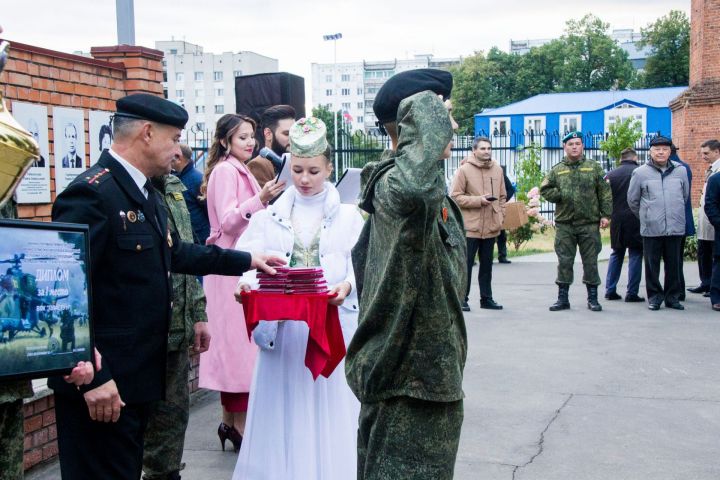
xmin=240 ymin=291 xmax=345 ymax=379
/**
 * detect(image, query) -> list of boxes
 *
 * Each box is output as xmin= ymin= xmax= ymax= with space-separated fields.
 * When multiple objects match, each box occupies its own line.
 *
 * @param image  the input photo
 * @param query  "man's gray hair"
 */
xmin=112 ymin=115 xmax=144 ymax=140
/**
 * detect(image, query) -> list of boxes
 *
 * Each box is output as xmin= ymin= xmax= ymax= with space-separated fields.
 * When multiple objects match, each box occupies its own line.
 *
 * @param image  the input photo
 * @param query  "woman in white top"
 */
xmin=232 ymin=117 xmax=364 ymax=480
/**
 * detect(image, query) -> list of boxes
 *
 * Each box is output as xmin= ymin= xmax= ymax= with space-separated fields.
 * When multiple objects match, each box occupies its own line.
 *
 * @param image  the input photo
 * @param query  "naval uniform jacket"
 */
xmin=50 ymin=151 xmax=252 ymax=404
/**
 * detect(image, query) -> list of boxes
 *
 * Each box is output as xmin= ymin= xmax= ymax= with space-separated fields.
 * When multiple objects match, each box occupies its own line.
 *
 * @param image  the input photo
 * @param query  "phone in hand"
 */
xmin=486 ymin=196 xmax=498 ymax=202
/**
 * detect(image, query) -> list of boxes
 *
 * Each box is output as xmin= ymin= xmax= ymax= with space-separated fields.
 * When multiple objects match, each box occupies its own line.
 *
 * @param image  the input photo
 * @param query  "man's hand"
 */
xmin=63 ymin=348 xmax=102 ymax=387
xmin=83 ymin=380 xmax=125 ymax=423
xmin=250 ymin=253 xmax=286 ymax=275
xmin=192 ymin=322 xmax=211 ymax=353
xmin=234 ymin=282 xmax=252 ymax=303
xmin=479 ymin=195 xmax=492 ymax=206
xmin=328 ymin=282 xmax=352 ymax=306
xmin=600 ymin=217 xmax=609 ymax=229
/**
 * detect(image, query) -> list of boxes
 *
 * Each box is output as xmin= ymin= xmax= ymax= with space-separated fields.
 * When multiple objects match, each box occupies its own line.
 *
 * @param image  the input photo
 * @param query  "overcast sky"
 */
xmin=3 ymin=0 xmax=689 ymax=89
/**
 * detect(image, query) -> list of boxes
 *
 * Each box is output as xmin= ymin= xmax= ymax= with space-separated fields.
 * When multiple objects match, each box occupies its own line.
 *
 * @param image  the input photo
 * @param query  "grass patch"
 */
xmin=504 ymin=226 xmax=610 ymax=258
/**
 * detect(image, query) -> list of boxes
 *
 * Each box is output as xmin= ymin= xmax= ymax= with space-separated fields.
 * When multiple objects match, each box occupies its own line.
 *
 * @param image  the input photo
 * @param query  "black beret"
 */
xmin=649 ymin=136 xmax=672 ymax=147
xmin=373 ymin=69 xmax=452 ymax=124
xmin=115 ymin=93 xmax=188 ymax=129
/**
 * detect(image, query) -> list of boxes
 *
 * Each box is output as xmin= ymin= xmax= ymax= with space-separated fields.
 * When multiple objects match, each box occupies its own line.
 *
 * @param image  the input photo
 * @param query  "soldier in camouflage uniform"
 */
xmin=540 ymin=131 xmax=612 ymax=312
xmin=142 ymin=175 xmax=209 ymax=480
xmin=346 ymin=70 xmax=467 ymax=480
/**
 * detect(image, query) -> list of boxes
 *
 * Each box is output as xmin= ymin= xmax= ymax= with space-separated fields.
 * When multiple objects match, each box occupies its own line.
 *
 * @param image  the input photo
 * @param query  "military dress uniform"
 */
xmin=50 ymin=94 xmax=255 ymax=480
xmin=540 ymin=146 xmax=612 ymax=311
xmin=0 ymin=200 xmax=34 ymax=480
xmin=142 ymin=175 xmax=208 ymax=480
xmin=346 ymin=72 xmax=467 ymax=480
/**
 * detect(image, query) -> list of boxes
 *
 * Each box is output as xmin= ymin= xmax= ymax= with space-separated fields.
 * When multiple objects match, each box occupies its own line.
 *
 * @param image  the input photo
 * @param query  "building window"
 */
xmin=169 ymin=49 xmax=177 ymax=55
xmin=367 ymin=86 xmax=379 ymax=94
xmin=194 ymin=72 xmax=204 ymax=81
xmin=195 ymin=105 xmax=206 ymax=113
xmin=216 ymin=88 xmax=224 ymax=97
xmin=341 ymin=74 xmax=350 ymax=82
xmin=326 ymin=89 xmax=333 ymax=97
xmin=490 ymin=117 xmax=511 ymax=149
xmin=325 ymin=103 xmax=332 ymax=109
xmin=234 ymin=70 xmax=242 ymax=77
xmin=176 ymin=72 xmax=184 ymax=82
xmin=175 ymin=89 xmax=184 ymax=98
xmin=196 ymin=123 xmax=206 ymax=131
xmin=524 ymin=116 xmax=546 ymax=146
xmin=325 ymin=74 xmax=332 ymax=82
xmin=604 ymin=105 xmax=646 ymax=134
xmin=214 ymin=105 xmax=224 ymax=114
xmin=357 ymin=116 xmax=364 ymax=123
xmin=357 ymin=87 xmax=363 ymax=95
xmin=341 ymin=88 xmax=350 ymax=96
xmin=162 ymin=72 xmax=168 ymax=82
xmin=214 ymin=71 xmax=223 ymax=81
xmin=559 ymin=115 xmax=582 ymax=135
xmin=341 ymin=102 xmax=351 ymax=110
xmin=357 ymin=102 xmax=363 ymax=109
xmin=195 ymin=89 xmax=204 ymax=97
xmin=163 ymin=89 xmax=168 ymax=99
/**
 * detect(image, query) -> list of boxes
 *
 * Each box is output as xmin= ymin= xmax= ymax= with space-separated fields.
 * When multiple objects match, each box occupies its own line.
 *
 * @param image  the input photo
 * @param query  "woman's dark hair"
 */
xmin=200 ymin=114 xmax=256 ymax=197
xmin=98 ymin=124 xmax=112 ymax=151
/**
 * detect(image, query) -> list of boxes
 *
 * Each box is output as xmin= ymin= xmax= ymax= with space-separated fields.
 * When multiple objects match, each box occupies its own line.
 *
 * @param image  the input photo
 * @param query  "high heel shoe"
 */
xmin=217 ymin=422 xmax=243 ymax=453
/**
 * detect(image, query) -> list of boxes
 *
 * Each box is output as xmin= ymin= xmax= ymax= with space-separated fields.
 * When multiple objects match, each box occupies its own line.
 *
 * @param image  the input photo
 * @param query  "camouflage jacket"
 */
xmin=0 ymin=200 xmax=34 ymax=403
xmin=345 ymin=91 xmax=468 ymax=403
xmin=540 ymin=156 xmax=612 ymax=225
xmin=159 ymin=175 xmax=208 ymax=351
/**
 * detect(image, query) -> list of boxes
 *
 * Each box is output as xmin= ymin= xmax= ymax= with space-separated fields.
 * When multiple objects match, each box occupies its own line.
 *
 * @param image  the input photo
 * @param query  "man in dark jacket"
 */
xmin=171 ymin=144 xmax=210 ymax=244
xmin=604 ymin=148 xmax=645 ymax=302
xmin=670 ymin=144 xmax=695 ymax=300
xmin=51 ymin=94 xmax=284 ymax=480
xmin=703 ymin=168 xmax=720 ymax=311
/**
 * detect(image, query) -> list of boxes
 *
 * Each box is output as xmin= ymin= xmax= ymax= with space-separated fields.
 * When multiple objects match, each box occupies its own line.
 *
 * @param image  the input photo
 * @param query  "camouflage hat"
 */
xmin=289 ymin=117 xmax=329 ymax=157
xmin=562 ymin=131 xmax=583 ymax=144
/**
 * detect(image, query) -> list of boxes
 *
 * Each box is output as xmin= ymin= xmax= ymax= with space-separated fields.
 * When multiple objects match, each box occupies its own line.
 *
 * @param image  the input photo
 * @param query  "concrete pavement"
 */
xmin=28 ymin=252 xmax=720 ymax=479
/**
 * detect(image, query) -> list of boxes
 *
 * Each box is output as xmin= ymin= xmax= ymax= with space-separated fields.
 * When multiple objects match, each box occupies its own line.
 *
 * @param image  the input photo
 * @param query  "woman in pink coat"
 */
xmin=199 ymin=114 xmax=286 ymax=452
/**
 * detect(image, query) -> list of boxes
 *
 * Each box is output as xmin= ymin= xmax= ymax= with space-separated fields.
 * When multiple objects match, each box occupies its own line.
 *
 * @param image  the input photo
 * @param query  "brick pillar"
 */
xmin=670 ymin=0 xmax=720 ymax=206
xmin=90 ymin=45 xmax=164 ymax=97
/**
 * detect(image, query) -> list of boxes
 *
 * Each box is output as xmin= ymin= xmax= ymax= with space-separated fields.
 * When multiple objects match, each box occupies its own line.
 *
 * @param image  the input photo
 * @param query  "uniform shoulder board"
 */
xmin=84 ymin=167 xmax=112 ymax=186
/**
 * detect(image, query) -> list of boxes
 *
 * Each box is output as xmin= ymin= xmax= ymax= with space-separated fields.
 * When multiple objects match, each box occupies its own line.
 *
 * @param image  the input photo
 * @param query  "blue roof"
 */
xmin=476 ymin=86 xmax=687 ymax=117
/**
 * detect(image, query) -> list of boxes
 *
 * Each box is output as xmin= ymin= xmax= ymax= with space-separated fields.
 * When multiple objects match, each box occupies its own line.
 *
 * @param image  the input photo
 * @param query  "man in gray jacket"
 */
xmin=627 ymin=136 xmax=690 ymax=310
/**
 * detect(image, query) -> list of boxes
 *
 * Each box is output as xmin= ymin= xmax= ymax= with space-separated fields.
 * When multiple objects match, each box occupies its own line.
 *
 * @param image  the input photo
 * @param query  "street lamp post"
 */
xmin=323 ymin=33 xmax=342 ymax=177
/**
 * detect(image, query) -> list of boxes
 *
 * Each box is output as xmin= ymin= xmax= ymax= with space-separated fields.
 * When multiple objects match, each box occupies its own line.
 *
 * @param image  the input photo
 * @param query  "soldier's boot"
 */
xmin=586 ymin=284 xmax=602 ymax=312
xmin=549 ymin=284 xmax=570 ymax=311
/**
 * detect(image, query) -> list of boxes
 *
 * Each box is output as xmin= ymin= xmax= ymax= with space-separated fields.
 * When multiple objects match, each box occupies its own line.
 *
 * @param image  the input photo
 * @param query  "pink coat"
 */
xmin=199 ymin=156 xmax=265 ymax=392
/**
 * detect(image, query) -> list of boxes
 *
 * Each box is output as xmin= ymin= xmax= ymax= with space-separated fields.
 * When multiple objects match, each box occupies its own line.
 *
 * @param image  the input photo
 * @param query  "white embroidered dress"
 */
xmin=232 ymin=184 xmax=364 ymax=480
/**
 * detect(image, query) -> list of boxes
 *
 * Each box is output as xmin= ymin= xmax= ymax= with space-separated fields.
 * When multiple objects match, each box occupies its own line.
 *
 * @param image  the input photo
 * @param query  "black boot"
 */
xmin=549 ymin=284 xmax=570 ymax=311
xmin=587 ymin=284 xmax=602 ymax=311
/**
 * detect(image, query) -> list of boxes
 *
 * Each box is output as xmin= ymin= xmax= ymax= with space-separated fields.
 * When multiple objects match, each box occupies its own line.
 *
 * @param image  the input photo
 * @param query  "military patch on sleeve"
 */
xmin=86 ymin=168 xmax=111 ymax=185
xmin=172 ymin=192 xmax=183 ymax=201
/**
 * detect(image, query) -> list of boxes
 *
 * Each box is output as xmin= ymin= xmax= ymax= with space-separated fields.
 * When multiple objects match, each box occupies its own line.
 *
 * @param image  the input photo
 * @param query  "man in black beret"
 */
xmin=50 ymin=93 xmax=284 ymax=480
xmin=346 ymin=69 xmax=467 ymax=480
xmin=628 ymin=135 xmax=689 ymax=310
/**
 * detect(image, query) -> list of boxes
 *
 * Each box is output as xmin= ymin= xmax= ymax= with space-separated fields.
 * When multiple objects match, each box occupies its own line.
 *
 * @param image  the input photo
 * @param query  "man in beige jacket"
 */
xmin=451 ymin=136 xmax=507 ymax=311
xmin=690 ymin=139 xmax=720 ymax=296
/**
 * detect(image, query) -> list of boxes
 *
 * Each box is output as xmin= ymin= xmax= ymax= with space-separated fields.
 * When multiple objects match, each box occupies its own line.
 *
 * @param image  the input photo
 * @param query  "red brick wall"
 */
xmin=671 ymin=0 xmax=720 ymax=207
xmin=0 ymin=41 xmax=163 ymax=221
xmin=23 ymin=392 xmax=57 ymax=470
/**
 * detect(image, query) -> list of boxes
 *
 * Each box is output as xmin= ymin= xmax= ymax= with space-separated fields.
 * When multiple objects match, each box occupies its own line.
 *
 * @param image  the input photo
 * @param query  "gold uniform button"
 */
xmin=136 ymin=244 xmax=142 ymax=251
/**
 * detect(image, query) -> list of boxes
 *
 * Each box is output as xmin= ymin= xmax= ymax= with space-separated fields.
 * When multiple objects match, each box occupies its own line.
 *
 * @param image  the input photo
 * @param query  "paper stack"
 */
xmin=257 ymin=267 xmax=328 ymax=294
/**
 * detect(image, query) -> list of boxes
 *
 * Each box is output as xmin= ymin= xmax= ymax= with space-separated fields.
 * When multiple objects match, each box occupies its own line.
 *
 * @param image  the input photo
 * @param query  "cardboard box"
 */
xmin=502 ymin=201 xmax=529 ymax=231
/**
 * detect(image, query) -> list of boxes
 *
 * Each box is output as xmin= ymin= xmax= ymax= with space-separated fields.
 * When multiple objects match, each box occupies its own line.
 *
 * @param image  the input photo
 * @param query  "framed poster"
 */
xmin=53 ymin=107 xmax=86 ymax=193
xmin=88 ymin=110 xmax=112 ymax=166
xmin=10 ymin=102 xmax=51 ymax=204
xmin=0 ymin=219 xmax=94 ymax=380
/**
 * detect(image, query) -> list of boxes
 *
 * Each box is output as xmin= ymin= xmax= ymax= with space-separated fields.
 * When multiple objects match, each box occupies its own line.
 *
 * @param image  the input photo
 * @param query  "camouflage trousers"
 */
xmin=143 ymin=347 xmax=190 ymax=479
xmin=0 ymin=399 xmax=24 ymax=480
xmin=357 ymin=396 xmax=463 ymax=480
xmin=554 ymin=223 xmax=602 ymax=286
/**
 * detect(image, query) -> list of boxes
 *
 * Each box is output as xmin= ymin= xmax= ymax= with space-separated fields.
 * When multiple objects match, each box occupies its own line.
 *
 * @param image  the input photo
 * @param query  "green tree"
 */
xmin=638 ymin=10 xmax=690 ymax=88
xmin=311 ymin=105 xmax=352 ymax=151
xmin=599 ymin=117 xmax=642 ymax=164
xmin=555 ymin=14 xmax=636 ymax=91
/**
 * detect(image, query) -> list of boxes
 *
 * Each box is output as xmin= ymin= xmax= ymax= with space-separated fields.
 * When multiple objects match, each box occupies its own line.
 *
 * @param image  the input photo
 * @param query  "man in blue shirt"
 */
xmin=172 ymin=144 xmax=210 ymax=244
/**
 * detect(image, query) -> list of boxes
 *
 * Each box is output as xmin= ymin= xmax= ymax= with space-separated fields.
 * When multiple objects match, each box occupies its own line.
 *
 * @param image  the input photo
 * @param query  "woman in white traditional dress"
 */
xmin=231 ymin=117 xmax=364 ymax=480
